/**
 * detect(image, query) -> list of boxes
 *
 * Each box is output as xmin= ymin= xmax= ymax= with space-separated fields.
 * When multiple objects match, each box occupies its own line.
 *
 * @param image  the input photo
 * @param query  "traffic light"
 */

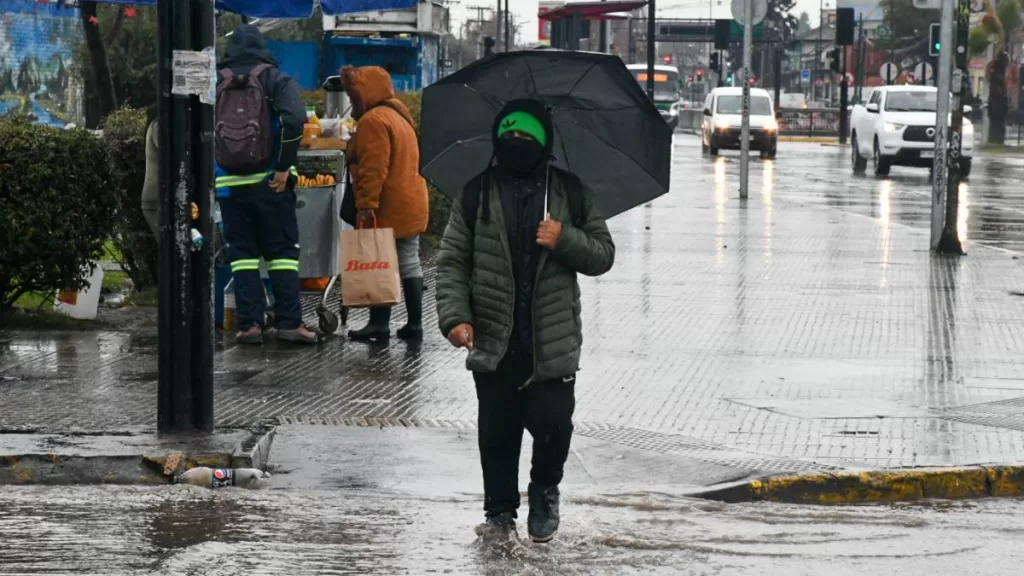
xmin=835 ymin=7 xmax=855 ymax=45
xmin=827 ymin=48 xmax=840 ymax=73
xmin=714 ymin=19 xmax=731 ymax=50
xmin=687 ymin=75 xmax=694 ymax=84
xmin=696 ymin=69 xmax=704 ymax=80
xmin=929 ymin=23 xmax=941 ymax=56
xmin=726 ymin=73 xmax=733 ymax=85
xmin=710 ymin=53 xmax=720 ymax=73
xmin=663 ymin=55 xmax=673 ymax=64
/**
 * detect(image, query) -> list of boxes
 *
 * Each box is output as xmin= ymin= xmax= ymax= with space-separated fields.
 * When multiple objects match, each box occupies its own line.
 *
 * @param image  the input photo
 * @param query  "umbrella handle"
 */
xmin=543 ymin=163 xmax=549 ymax=218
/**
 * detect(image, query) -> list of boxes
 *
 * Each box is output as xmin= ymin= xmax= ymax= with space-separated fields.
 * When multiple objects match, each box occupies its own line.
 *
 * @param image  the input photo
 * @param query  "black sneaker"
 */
xmin=475 ymin=512 xmax=517 ymax=539
xmin=527 ymin=483 xmax=560 ymax=543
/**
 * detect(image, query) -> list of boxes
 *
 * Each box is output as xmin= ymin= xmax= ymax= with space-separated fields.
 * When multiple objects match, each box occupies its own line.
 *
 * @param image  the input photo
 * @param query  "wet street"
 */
xmin=7 ymin=135 xmax=1024 ymax=572
xmin=3 ymin=425 xmax=1024 ymax=575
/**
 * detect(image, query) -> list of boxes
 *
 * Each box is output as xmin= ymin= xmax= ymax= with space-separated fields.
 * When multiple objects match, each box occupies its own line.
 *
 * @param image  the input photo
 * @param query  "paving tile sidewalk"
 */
xmin=5 ymin=143 xmax=1024 ymax=479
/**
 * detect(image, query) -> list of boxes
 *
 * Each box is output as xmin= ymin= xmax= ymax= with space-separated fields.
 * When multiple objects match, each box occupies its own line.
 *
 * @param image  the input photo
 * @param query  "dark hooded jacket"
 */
xmin=218 ymin=25 xmax=305 ymax=174
xmin=436 ymin=99 xmax=616 ymax=384
xmin=487 ymin=100 xmax=555 ymax=358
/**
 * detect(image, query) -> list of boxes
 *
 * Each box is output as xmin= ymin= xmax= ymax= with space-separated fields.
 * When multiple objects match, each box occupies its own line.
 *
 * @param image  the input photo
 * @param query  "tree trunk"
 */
xmin=988 ymin=51 xmax=1009 ymax=145
xmin=79 ymin=1 xmax=118 ymax=126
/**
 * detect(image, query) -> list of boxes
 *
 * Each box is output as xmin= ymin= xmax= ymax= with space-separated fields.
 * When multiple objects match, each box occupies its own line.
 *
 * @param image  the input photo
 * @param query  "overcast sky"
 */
xmin=449 ymin=0 xmax=833 ymax=44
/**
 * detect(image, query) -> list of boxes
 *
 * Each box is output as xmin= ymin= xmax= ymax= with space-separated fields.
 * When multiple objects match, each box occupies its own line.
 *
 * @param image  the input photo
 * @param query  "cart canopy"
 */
xmin=88 ymin=0 xmax=417 ymax=18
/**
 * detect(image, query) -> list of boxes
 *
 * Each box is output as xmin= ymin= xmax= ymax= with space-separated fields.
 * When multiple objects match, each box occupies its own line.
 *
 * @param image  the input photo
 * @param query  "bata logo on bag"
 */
xmin=345 ymin=259 xmax=392 ymax=272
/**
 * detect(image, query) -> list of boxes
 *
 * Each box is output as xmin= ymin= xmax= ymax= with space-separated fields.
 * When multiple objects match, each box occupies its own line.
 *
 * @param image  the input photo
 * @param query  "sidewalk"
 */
xmin=5 ymin=140 xmax=1024 ymax=497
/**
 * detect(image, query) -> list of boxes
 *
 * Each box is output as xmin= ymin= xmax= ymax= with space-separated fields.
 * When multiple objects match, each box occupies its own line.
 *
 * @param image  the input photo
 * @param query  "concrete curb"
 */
xmin=689 ymin=465 xmax=1024 ymax=504
xmin=0 ymin=426 xmax=275 ymax=486
xmin=779 ymin=136 xmax=839 ymax=143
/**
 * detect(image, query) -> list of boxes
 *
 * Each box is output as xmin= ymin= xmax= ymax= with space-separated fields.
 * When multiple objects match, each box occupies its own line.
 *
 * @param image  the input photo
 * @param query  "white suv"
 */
xmin=850 ymin=86 xmax=974 ymax=178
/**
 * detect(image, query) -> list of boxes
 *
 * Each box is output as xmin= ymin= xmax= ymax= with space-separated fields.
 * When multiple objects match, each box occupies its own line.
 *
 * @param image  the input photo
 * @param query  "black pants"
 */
xmin=220 ymin=183 xmax=303 ymax=330
xmin=474 ymin=343 xmax=576 ymax=519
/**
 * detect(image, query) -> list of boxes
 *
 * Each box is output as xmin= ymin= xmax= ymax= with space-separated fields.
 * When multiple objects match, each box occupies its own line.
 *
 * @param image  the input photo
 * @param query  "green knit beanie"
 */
xmin=496 ymin=111 xmax=547 ymax=147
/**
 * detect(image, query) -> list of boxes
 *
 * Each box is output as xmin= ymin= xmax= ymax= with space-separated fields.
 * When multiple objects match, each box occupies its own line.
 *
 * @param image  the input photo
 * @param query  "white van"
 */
xmin=701 ymin=87 xmax=778 ymax=158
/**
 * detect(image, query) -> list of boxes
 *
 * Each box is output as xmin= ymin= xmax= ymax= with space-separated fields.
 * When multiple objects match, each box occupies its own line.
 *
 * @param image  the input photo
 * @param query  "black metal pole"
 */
xmin=503 ymin=0 xmax=510 ymax=51
xmin=773 ymin=33 xmax=782 ymax=108
xmin=189 ymin=0 xmax=215 ymax=431
xmin=839 ymin=46 xmax=849 ymax=144
xmin=599 ymin=0 xmax=608 ymax=52
xmin=937 ymin=0 xmax=969 ymax=254
xmin=646 ymin=1 xmax=656 ymax=99
xmin=157 ymin=0 xmax=195 ymax=432
xmin=854 ymin=15 xmax=864 ymax=103
xmin=496 ymin=0 xmax=502 ymax=51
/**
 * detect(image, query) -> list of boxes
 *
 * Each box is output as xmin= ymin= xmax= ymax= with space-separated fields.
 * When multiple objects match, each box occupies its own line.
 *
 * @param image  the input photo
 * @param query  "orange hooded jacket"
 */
xmin=343 ymin=66 xmax=429 ymax=239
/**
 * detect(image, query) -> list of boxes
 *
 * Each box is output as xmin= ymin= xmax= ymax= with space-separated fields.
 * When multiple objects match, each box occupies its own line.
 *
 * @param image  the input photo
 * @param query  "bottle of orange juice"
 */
xmin=304 ymin=107 xmax=322 ymax=140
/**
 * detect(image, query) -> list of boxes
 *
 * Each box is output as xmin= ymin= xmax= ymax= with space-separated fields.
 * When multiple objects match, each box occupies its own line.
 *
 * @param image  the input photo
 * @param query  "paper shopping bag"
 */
xmin=340 ymin=227 xmax=402 ymax=307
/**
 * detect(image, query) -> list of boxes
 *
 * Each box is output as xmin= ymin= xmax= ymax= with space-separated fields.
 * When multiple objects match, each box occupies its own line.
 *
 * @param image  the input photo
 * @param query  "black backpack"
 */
xmin=215 ymin=63 xmax=274 ymax=174
xmin=462 ymin=167 xmax=586 ymax=234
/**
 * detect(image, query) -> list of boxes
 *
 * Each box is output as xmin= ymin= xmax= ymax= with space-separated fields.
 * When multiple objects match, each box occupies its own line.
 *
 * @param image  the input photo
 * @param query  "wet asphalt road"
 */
xmin=3 ymin=473 xmax=1024 ymax=574
xmin=7 ymin=138 xmax=1024 ymax=573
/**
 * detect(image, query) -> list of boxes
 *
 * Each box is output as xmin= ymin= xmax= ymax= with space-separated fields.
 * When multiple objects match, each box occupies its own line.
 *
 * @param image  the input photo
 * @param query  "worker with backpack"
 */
xmin=214 ymin=25 xmax=316 ymax=345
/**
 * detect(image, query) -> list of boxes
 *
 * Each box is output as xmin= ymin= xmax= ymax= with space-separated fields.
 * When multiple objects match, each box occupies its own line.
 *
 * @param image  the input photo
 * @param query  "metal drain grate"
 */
xmin=274 ymin=416 xmax=834 ymax=474
xmin=938 ymin=397 xmax=1024 ymax=432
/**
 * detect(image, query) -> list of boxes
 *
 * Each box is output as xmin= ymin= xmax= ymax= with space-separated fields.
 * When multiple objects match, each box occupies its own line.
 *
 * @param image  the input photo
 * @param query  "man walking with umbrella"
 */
xmin=436 ymin=98 xmax=615 ymax=542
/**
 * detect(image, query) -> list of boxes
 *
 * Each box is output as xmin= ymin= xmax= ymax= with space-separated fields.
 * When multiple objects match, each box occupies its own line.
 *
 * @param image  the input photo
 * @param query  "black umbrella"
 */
xmin=420 ymin=50 xmax=672 ymax=218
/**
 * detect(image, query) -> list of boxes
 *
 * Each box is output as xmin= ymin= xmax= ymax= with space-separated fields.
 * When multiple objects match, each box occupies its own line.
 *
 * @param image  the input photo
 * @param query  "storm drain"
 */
xmin=938 ymin=396 xmax=1024 ymax=432
xmin=274 ymin=415 xmax=834 ymax=475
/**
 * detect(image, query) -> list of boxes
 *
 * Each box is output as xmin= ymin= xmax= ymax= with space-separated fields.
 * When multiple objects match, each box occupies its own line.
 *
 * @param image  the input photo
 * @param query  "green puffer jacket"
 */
xmin=436 ymin=167 xmax=616 ymax=383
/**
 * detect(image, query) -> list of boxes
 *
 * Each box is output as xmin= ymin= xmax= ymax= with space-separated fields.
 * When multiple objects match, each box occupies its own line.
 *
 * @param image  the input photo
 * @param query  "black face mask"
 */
xmin=495 ymin=137 xmax=546 ymax=176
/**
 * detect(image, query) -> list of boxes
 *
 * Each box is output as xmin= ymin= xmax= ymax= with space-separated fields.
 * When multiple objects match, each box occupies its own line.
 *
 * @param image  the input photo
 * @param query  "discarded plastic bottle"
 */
xmin=174 ymin=467 xmax=269 ymax=489
xmin=223 ymin=278 xmax=236 ymax=332
xmin=190 ymin=228 xmax=204 ymax=251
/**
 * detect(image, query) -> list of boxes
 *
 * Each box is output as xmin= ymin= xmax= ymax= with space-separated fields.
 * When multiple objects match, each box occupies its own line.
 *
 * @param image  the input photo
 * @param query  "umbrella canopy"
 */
xmin=420 ymin=50 xmax=672 ymax=219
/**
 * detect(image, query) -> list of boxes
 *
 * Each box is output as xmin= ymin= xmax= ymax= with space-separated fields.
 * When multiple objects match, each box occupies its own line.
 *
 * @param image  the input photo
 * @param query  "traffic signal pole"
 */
xmin=646 ymin=0 xmax=656 ymax=99
xmin=838 ymin=47 xmax=848 ymax=145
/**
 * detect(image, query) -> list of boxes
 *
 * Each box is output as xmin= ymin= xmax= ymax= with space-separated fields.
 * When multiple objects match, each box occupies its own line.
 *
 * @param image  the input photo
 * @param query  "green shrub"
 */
xmin=103 ymin=107 xmax=159 ymax=291
xmin=0 ymin=117 xmax=117 ymax=314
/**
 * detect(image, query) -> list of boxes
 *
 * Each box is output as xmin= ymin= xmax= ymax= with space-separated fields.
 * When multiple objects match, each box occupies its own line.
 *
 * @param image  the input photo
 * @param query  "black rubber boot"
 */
xmin=474 ymin=512 xmax=517 ymax=539
xmin=348 ymin=306 xmax=391 ymax=342
xmin=527 ymin=483 xmax=560 ymax=543
xmin=396 ymin=277 xmax=424 ymax=340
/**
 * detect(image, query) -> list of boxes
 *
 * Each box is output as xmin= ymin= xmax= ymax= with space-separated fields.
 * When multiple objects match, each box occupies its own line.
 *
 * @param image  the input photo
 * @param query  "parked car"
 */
xmin=849 ymin=85 xmax=974 ymax=178
xmin=701 ymin=87 xmax=778 ymax=158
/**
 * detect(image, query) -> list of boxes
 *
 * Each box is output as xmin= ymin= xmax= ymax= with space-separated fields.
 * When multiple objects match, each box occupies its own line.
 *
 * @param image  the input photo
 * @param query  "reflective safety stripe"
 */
xmin=215 ymin=166 xmax=299 ymax=188
xmin=230 ymin=259 xmax=261 ymax=272
xmin=267 ymin=259 xmax=300 ymax=272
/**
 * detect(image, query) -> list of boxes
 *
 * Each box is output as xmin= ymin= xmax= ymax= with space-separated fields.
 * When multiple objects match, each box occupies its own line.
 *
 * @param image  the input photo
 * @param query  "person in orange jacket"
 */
xmin=342 ymin=65 xmax=430 ymax=342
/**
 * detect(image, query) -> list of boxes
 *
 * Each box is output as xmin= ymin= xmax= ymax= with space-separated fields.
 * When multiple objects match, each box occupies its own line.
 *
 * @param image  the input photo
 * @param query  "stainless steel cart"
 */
xmin=295 ymin=148 xmax=348 ymax=335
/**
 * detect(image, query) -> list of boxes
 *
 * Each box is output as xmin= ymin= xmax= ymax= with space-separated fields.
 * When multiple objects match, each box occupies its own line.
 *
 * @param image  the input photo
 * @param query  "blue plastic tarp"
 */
xmin=321 ymin=0 xmax=417 ymax=14
xmin=85 ymin=0 xmax=417 ymax=17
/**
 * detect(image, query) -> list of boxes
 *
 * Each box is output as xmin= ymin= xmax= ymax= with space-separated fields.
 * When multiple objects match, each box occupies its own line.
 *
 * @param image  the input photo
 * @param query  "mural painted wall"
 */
xmin=0 ymin=1 xmax=83 ymax=127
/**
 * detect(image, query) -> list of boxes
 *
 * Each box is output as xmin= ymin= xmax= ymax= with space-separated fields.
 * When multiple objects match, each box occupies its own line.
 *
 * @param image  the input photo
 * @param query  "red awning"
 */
xmin=538 ymin=1 xmax=648 ymax=21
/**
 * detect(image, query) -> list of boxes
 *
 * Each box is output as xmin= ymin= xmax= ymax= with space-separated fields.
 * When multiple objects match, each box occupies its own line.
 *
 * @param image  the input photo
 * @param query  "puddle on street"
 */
xmin=1 ymin=486 xmax=1024 ymax=575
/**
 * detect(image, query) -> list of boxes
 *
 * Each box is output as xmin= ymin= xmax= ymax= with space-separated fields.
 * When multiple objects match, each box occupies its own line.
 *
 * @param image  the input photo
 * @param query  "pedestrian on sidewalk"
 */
xmin=341 ymin=65 xmax=429 ymax=343
xmin=140 ymin=106 xmax=159 ymax=241
xmin=436 ymin=99 xmax=616 ymax=543
xmin=214 ymin=25 xmax=317 ymax=345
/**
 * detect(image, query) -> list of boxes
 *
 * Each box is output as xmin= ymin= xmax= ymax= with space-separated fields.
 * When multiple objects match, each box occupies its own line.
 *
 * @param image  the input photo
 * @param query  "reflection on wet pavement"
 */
xmin=8 ymin=136 xmax=1024 ymax=473
xmin=2 ymin=484 xmax=1024 ymax=575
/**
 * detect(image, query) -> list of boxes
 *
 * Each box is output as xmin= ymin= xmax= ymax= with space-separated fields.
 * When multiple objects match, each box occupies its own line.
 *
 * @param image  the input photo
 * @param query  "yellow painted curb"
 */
xmin=695 ymin=465 xmax=1024 ymax=504
xmin=778 ymin=136 xmax=839 ymax=143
